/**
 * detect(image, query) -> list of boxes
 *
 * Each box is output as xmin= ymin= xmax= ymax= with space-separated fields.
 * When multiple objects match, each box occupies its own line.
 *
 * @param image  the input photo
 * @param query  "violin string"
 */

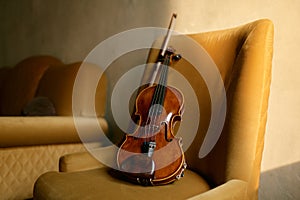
xmin=144 ymin=57 xmax=161 ymax=140
xmin=156 ymin=57 xmax=170 ymax=141
xmin=145 ymin=54 xmax=170 ymax=141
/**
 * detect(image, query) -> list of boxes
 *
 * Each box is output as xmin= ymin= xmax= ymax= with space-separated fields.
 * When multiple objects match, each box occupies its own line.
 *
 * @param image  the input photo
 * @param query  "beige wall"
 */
xmin=1 ymin=0 xmax=299 ymax=199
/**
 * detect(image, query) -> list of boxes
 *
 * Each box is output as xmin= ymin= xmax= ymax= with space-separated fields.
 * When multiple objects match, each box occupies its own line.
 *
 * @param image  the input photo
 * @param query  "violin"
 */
xmin=116 ymin=14 xmax=186 ymax=186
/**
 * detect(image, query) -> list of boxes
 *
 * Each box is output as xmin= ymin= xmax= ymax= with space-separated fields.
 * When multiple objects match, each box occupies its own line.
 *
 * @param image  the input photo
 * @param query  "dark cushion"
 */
xmin=22 ymin=96 xmax=56 ymax=116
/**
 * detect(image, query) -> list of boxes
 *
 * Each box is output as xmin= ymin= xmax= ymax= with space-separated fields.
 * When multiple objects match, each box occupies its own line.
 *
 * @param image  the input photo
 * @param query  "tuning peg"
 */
xmin=173 ymin=54 xmax=182 ymax=61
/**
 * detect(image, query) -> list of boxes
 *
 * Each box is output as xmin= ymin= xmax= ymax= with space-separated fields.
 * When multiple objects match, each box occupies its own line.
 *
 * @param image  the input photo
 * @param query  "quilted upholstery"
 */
xmin=0 ymin=143 xmax=86 ymax=200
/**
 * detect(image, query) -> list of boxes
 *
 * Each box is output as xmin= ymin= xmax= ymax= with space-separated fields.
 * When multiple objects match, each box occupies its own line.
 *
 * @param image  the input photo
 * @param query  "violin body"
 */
xmin=116 ymin=85 xmax=186 ymax=186
xmin=115 ymin=13 xmax=186 ymax=186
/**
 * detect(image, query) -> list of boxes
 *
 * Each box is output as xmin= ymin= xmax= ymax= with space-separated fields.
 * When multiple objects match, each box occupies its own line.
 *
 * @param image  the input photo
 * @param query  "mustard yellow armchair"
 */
xmin=33 ymin=19 xmax=274 ymax=200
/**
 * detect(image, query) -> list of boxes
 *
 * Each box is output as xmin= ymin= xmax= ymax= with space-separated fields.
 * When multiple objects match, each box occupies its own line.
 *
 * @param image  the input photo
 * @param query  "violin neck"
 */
xmin=150 ymin=54 xmax=171 ymax=109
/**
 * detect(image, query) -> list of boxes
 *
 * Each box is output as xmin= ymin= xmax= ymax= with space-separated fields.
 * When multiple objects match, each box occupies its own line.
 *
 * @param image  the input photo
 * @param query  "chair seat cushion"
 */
xmin=34 ymin=167 xmax=210 ymax=199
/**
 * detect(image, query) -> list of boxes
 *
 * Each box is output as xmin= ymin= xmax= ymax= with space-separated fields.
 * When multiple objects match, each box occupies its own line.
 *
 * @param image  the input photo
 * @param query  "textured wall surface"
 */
xmin=1 ymin=0 xmax=299 ymax=199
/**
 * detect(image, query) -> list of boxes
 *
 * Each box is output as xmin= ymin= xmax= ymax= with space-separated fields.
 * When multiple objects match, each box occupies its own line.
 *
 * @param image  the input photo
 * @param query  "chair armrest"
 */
xmin=59 ymin=151 xmax=105 ymax=172
xmin=187 ymin=179 xmax=248 ymax=200
xmin=0 ymin=116 xmax=108 ymax=147
xmin=59 ymin=145 xmax=118 ymax=172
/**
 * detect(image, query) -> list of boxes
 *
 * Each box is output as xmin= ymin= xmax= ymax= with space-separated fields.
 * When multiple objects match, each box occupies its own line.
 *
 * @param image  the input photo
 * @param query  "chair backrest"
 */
xmin=37 ymin=62 xmax=107 ymax=117
xmin=0 ymin=55 xmax=62 ymax=115
xmin=106 ymin=19 xmax=273 ymax=199
xmin=181 ymin=19 xmax=274 ymax=199
xmin=145 ymin=19 xmax=273 ymax=199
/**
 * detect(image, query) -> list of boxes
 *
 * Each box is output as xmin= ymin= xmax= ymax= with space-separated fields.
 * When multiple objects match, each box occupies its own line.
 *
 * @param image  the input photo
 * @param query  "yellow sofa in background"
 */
xmin=0 ymin=56 xmax=108 ymax=199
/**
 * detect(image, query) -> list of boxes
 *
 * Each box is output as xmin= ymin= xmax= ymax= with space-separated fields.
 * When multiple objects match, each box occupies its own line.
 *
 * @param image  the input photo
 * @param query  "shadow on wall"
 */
xmin=259 ymin=161 xmax=300 ymax=199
